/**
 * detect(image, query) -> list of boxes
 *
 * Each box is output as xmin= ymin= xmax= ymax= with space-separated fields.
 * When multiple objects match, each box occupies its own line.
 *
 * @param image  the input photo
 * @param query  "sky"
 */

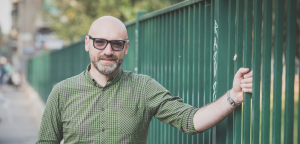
xmin=0 ymin=0 xmax=12 ymax=34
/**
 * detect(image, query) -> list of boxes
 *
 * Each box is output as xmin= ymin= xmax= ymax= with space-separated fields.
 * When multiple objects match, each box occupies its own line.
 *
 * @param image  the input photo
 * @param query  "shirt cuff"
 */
xmin=182 ymin=108 xmax=199 ymax=135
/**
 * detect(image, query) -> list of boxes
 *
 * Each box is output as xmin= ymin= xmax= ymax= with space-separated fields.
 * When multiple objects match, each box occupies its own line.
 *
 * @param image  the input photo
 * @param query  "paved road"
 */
xmin=0 ymin=86 xmax=40 ymax=144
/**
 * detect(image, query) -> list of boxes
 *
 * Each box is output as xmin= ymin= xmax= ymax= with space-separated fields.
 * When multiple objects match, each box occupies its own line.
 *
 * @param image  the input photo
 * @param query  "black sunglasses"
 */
xmin=89 ymin=35 xmax=128 ymax=51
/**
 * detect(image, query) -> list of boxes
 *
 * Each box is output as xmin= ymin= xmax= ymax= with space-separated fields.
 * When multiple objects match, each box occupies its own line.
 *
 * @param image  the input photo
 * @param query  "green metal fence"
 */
xmin=27 ymin=0 xmax=299 ymax=143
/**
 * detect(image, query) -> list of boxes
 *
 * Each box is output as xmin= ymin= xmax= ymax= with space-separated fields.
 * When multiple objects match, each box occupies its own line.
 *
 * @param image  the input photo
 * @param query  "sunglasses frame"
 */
xmin=88 ymin=35 xmax=128 ymax=51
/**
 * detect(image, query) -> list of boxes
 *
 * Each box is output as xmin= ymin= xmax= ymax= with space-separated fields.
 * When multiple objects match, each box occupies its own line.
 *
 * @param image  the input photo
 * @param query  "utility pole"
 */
xmin=0 ymin=27 xmax=3 ymax=50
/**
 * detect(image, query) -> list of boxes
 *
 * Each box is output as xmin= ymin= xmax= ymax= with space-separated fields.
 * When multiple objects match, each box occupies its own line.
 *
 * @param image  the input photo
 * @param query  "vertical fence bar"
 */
xmin=192 ymin=3 xmax=200 ymax=144
xmin=209 ymin=1 xmax=214 ymax=134
xmin=198 ymin=2 xmax=205 ymax=143
xmin=158 ymin=15 xmax=162 ymax=144
xmin=144 ymin=21 xmax=148 ymax=75
xmin=146 ymin=19 xmax=151 ymax=144
xmin=261 ymin=0 xmax=272 ymax=144
xmin=173 ymin=10 xmax=179 ymax=144
xmin=164 ymin=14 xmax=168 ymax=144
xmin=163 ymin=15 xmax=167 ymax=144
xmin=150 ymin=18 xmax=154 ymax=144
xmin=147 ymin=20 xmax=151 ymax=76
xmin=136 ymin=12 xmax=146 ymax=74
xmin=150 ymin=19 xmax=154 ymax=144
xmin=243 ymin=0 xmax=253 ymax=144
xmin=150 ymin=18 xmax=154 ymax=77
xmin=184 ymin=7 xmax=189 ymax=143
xmin=204 ymin=0 xmax=212 ymax=143
xmin=139 ymin=23 xmax=144 ymax=74
xmin=234 ymin=0 xmax=244 ymax=143
xmin=188 ymin=5 xmax=193 ymax=113
xmin=168 ymin=12 xmax=174 ymax=144
xmin=153 ymin=17 xmax=158 ymax=144
xmin=284 ymin=0 xmax=296 ymax=143
xmin=178 ymin=9 xmax=183 ymax=144
xmin=214 ymin=0 xmax=229 ymax=143
xmin=252 ymin=0 xmax=262 ymax=143
xmin=226 ymin=0 xmax=236 ymax=143
xmin=161 ymin=14 xmax=165 ymax=144
xmin=272 ymin=0 xmax=284 ymax=144
xmin=148 ymin=19 xmax=152 ymax=144
xmin=189 ymin=5 xmax=195 ymax=143
xmin=188 ymin=5 xmax=195 ymax=144
xmin=165 ymin=14 xmax=170 ymax=144
xmin=166 ymin=13 xmax=170 ymax=143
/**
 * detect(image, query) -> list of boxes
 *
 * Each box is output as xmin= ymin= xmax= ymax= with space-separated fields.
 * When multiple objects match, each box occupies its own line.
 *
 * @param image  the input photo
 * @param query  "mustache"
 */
xmin=97 ymin=55 xmax=118 ymax=61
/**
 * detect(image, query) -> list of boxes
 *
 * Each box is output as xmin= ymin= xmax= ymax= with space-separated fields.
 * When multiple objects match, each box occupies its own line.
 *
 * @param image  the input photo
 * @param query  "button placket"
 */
xmin=99 ymin=89 xmax=107 ymax=133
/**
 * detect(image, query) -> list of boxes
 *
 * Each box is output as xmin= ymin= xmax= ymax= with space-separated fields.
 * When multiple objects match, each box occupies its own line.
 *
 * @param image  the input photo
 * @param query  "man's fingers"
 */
xmin=241 ymin=78 xmax=252 ymax=84
xmin=242 ymin=88 xmax=252 ymax=93
xmin=234 ymin=68 xmax=250 ymax=79
xmin=244 ymin=70 xmax=253 ymax=79
xmin=241 ymin=83 xmax=252 ymax=88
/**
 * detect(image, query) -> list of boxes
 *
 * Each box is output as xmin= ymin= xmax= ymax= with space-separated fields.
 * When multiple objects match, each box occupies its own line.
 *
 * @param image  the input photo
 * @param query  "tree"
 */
xmin=43 ymin=0 xmax=184 ymax=42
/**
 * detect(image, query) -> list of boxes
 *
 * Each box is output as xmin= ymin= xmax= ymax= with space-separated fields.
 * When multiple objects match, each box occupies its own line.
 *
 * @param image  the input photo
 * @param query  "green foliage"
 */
xmin=44 ymin=0 xmax=184 ymax=41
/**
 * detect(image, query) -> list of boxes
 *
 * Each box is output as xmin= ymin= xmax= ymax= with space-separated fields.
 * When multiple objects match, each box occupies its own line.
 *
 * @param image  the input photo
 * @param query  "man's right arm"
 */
xmin=36 ymin=85 xmax=63 ymax=144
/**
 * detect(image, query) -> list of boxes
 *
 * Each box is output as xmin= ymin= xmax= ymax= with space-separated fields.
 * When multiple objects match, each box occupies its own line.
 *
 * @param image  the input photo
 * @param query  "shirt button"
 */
xmin=101 ymin=108 xmax=105 ymax=111
xmin=102 ymin=129 xmax=105 ymax=132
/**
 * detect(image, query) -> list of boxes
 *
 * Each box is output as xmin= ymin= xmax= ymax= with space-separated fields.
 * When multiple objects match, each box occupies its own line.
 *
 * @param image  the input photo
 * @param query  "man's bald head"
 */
xmin=88 ymin=16 xmax=128 ymax=40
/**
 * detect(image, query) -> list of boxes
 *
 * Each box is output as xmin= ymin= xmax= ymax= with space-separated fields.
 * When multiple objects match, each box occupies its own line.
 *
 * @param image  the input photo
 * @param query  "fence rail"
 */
xmin=27 ymin=0 xmax=299 ymax=143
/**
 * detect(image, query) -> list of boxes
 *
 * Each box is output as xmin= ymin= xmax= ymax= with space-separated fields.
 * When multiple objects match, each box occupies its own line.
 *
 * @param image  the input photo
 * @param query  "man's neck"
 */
xmin=88 ymin=64 xmax=120 ymax=86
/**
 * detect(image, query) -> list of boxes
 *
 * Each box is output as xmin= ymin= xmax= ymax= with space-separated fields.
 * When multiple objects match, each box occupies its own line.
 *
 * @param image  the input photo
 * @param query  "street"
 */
xmin=0 ymin=85 xmax=41 ymax=144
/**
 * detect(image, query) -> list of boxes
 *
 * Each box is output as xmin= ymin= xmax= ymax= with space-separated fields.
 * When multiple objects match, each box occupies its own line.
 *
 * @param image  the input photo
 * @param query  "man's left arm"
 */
xmin=193 ymin=68 xmax=253 ymax=132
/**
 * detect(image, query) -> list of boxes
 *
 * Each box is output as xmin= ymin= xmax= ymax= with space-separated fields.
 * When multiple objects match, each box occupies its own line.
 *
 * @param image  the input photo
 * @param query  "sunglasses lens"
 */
xmin=94 ymin=39 xmax=107 ymax=49
xmin=111 ymin=41 xmax=124 ymax=51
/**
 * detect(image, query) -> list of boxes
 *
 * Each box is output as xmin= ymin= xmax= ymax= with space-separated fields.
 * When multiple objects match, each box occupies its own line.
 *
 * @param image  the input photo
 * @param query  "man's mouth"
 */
xmin=101 ymin=59 xmax=115 ymax=61
xmin=99 ymin=59 xmax=117 ymax=64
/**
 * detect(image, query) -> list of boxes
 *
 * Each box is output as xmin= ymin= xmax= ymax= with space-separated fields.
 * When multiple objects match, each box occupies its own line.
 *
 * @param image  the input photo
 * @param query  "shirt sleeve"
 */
xmin=36 ymin=84 xmax=63 ymax=144
xmin=145 ymin=78 xmax=199 ymax=135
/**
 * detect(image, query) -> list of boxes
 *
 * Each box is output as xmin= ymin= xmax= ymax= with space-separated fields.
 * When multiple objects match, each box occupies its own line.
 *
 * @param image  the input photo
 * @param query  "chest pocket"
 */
xmin=118 ymin=107 xmax=144 ymax=135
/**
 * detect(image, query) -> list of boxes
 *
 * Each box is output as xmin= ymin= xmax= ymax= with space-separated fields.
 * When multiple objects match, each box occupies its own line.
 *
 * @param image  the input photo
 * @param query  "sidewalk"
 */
xmin=0 ymin=84 xmax=45 ymax=144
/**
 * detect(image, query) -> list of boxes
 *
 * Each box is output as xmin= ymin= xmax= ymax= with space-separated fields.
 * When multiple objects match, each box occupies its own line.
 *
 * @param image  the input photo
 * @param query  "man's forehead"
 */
xmin=88 ymin=16 xmax=128 ymax=39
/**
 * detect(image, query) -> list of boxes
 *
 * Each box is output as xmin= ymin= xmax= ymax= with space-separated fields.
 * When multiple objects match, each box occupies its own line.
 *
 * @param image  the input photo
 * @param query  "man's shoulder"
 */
xmin=122 ymin=70 xmax=152 ymax=83
xmin=53 ymin=71 xmax=86 ymax=89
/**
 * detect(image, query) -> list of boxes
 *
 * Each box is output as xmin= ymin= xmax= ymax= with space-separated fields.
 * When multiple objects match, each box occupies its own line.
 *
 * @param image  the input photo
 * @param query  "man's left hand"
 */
xmin=230 ymin=68 xmax=253 ymax=104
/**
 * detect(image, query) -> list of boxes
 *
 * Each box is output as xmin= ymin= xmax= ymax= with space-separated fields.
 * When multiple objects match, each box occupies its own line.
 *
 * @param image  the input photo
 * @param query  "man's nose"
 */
xmin=103 ymin=43 xmax=114 ymax=56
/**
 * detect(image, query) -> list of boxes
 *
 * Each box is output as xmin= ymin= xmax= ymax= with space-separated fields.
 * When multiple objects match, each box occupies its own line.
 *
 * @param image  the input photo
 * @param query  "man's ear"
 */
xmin=85 ymin=36 xmax=90 ymax=52
xmin=124 ymin=41 xmax=129 ymax=55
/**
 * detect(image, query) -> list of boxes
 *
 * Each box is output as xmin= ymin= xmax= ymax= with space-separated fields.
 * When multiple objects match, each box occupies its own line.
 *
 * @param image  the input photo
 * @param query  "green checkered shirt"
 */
xmin=36 ymin=65 xmax=199 ymax=144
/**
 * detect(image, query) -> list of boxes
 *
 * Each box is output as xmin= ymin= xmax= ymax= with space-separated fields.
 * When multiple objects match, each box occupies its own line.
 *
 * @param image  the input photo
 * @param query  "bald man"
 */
xmin=36 ymin=16 xmax=253 ymax=144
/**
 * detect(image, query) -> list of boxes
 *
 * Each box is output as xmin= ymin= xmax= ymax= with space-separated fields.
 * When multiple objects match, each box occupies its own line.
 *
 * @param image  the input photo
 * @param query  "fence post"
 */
xmin=252 ymin=0 xmax=262 ymax=144
xmin=213 ymin=0 xmax=229 ymax=143
xmin=284 ymin=0 xmax=296 ymax=143
xmin=234 ymin=0 xmax=244 ymax=143
xmin=135 ymin=12 xmax=146 ymax=74
xmin=226 ymin=0 xmax=236 ymax=144
xmin=204 ymin=0 xmax=212 ymax=143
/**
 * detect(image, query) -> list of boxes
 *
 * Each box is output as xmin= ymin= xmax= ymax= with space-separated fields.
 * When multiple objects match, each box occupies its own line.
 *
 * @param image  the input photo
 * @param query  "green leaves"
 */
xmin=43 ymin=0 xmax=183 ymax=42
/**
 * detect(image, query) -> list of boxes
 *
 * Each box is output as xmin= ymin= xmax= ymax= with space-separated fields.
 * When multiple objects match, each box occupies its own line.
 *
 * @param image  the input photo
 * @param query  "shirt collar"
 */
xmin=84 ymin=64 xmax=123 ymax=87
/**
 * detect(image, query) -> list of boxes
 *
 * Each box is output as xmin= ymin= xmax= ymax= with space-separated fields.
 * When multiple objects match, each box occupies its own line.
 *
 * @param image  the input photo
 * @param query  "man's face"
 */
xmin=86 ymin=36 xmax=128 ymax=75
xmin=85 ymin=17 xmax=129 ymax=76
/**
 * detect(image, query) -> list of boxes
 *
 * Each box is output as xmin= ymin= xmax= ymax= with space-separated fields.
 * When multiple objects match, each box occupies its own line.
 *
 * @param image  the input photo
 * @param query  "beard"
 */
xmin=90 ymin=53 xmax=123 ymax=76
